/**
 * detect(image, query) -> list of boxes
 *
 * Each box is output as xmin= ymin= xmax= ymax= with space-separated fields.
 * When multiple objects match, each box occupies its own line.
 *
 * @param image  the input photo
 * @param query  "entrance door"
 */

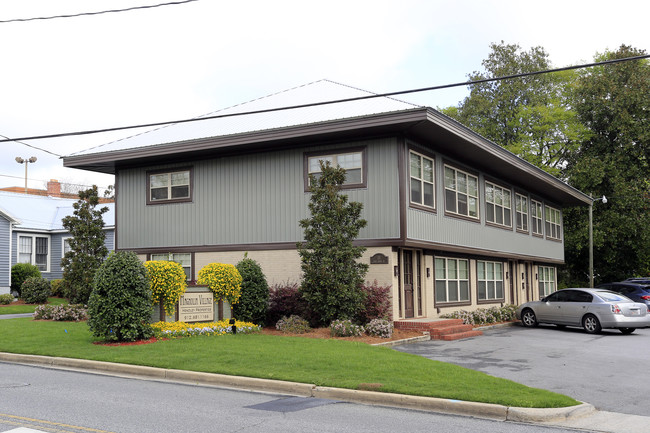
xmin=403 ymin=250 xmax=415 ymax=318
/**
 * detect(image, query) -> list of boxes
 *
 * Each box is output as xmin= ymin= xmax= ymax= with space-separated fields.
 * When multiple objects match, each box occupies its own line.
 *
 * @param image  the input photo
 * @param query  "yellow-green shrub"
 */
xmin=197 ymin=263 xmax=242 ymax=305
xmin=144 ymin=260 xmax=187 ymax=314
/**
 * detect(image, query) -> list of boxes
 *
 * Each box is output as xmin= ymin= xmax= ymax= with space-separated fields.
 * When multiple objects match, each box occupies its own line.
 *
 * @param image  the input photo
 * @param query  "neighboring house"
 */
xmin=63 ymin=80 xmax=590 ymax=320
xmin=0 ymin=191 xmax=115 ymax=294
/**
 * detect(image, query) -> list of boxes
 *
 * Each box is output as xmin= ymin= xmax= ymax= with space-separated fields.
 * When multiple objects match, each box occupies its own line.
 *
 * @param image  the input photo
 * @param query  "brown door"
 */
xmin=403 ymin=250 xmax=415 ymax=318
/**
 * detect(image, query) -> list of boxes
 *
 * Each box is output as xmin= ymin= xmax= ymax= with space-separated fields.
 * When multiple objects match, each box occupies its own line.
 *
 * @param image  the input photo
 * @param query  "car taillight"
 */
xmin=641 ymin=295 xmax=650 ymax=300
xmin=611 ymin=304 xmax=622 ymax=314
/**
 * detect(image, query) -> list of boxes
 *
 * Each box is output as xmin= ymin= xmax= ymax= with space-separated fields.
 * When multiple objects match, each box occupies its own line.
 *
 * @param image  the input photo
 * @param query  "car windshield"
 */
xmin=595 ymin=290 xmax=631 ymax=302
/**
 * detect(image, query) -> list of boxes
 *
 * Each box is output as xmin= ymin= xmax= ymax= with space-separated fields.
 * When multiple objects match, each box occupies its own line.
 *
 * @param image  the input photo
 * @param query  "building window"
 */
xmin=531 ymin=199 xmax=543 ymax=236
xmin=444 ymin=165 xmax=478 ymax=219
xmin=18 ymin=235 xmax=49 ymax=272
xmin=150 ymin=252 xmax=192 ymax=281
xmin=435 ymin=257 xmax=470 ymax=303
xmin=409 ymin=150 xmax=435 ymax=208
xmin=545 ymin=205 xmax=562 ymax=240
xmin=477 ymin=261 xmax=504 ymax=301
xmin=147 ymin=168 xmax=192 ymax=204
xmin=515 ymin=193 xmax=529 ymax=232
xmin=538 ymin=266 xmax=556 ymax=297
xmin=485 ymin=182 xmax=512 ymax=227
xmin=306 ymin=149 xmax=365 ymax=188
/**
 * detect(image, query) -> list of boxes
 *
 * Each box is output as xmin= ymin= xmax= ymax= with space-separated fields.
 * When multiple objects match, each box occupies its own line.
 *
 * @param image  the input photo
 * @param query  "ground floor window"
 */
xmin=150 ymin=252 xmax=192 ymax=281
xmin=435 ymin=257 xmax=469 ymax=303
xmin=477 ymin=261 xmax=504 ymax=300
xmin=538 ymin=266 xmax=556 ymax=297
xmin=18 ymin=235 xmax=49 ymax=272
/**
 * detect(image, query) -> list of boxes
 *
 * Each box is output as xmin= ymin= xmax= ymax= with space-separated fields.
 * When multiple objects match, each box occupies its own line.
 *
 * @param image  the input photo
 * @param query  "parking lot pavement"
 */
xmin=395 ymin=324 xmax=650 ymax=417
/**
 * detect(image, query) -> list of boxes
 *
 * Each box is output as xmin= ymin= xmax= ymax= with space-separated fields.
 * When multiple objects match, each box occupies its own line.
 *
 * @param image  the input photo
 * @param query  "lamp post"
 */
xmin=15 ymin=156 xmax=37 ymax=194
xmin=589 ymin=195 xmax=607 ymax=288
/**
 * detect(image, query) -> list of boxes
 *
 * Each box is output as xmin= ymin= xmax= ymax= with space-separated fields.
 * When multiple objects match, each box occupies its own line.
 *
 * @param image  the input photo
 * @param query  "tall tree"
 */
xmin=562 ymin=45 xmax=650 ymax=284
xmin=441 ymin=41 xmax=587 ymax=176
xmin=61 ymin=186 xmax=109 ymax=304
xmin=297 ymin=161 xmax=369 ymax=325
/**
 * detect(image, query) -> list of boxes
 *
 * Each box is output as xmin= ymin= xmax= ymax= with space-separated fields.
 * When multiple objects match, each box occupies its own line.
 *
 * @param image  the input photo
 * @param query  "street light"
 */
xmin=589 ymin=195 xmax=607 ymax=288
xmin=15 ymin=156 xmax=37 ymax=194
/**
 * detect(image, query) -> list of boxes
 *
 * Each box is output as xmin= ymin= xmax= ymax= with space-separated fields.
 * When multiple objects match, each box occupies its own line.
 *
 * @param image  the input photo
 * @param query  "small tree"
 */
xmin=144 ymin=260 xmax=187 ymax=317
xmin=297 ymin=160 xmax=369 ymax=326
xmin=61 ymin=186 xmax=109 ymax=304
xmin=197 ymin=263 xmax=242 ymax=307
xmin=233 ymin=254 xmax=269 ymax=325
xmin=88 ymin=251 xmax=153 ymax=342
xmin=10 ymin=263 xmax=41 ymax=297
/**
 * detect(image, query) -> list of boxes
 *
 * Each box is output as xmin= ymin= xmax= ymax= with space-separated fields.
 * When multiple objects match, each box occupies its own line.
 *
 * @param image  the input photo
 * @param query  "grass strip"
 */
xmin=0 ymin=318 xmax=578 ymax=409
xmin=0 ymin=298 xmax=67 ymax=315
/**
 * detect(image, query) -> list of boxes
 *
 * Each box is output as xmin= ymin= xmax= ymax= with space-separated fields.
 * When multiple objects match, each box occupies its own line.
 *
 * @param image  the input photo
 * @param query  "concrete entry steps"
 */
xmin=394 ymin=319 xmax=483 ymax=341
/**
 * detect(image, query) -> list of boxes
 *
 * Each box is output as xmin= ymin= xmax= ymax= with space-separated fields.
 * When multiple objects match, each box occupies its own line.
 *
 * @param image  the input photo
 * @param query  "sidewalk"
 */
xmin=1 ymin=351 xmax=648 ymax=432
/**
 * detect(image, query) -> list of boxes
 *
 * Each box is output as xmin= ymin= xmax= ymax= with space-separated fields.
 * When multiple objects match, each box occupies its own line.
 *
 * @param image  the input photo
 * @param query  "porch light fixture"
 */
xmin=15 ymin=156 xmax=37 ymax=194
xmin=589 ymin=195 xmax=607 ymax=288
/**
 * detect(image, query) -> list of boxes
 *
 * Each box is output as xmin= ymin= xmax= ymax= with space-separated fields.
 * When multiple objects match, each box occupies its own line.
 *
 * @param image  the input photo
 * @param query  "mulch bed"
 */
xmin=93 ymin=337 xmax=165 ymax=346
xmin=260 ymin=327 xmax=424 ymax=344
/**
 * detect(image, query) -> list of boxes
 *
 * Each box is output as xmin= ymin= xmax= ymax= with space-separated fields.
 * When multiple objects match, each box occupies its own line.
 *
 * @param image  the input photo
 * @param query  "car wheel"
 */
xmin=521 ymin=309 xmax=538 ymax=327
xmin=582 ymin=314 xmax=602 ymax=334
xmin=619 ymin=328 xmax=636 ymax=335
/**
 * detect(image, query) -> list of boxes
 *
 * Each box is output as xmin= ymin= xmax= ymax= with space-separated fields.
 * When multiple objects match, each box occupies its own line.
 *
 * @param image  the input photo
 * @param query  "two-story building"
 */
xmin=62 ymin=80 xmax=590 ymax=320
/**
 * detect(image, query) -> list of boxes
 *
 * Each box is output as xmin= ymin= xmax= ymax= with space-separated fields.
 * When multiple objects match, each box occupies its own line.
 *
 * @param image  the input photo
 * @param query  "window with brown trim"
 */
xmin=147 ymin=167 xmax=193 ymax=205
xmin=477 ymin=260 xmax=504 ymax=301
xmin=150 ymin=252 xmax=193 ymax=281
xmin=409 ymin=150 xmax=435 ymax=209
xmin=545 ymin=205 xmax=562 ymax=240
xmin=515 ymin=193 xmax=529 ymax=232
xmin=435 ymin=257 xmax=470 ymax=303
xmin=444 ymin=165 xmax=479 ymax=219
xmin=531 ymin=199 xmax=544 ymax=236
xmin=485 ymin=181 xmax=512 ymax=228
xmin=304 ymin=148 xmax=366 ymax=190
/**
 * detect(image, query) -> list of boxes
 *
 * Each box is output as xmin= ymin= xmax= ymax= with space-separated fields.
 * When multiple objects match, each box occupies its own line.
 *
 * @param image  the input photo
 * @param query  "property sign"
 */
xmin=178 ymin=292 xmax=214 ymax=322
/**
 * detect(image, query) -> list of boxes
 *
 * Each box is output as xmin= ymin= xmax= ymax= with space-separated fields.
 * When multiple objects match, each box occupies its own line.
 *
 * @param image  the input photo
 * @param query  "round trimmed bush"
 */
xmin=20 ymin=277 xmax=51 ymax=304
xmin=233 ymin=256 xmax=269 ymax=325
xmin=88 ymin=251 xmax=153 ymax=342
xmin=197 ymin=263 xmax=242 ymax=305
xmin=11 ymin=263 xmax=41 ymax=297
xmin=144 ymin=260 xmax=187 ymax=315
xmin=0 ymin=293 xmax=14 ymax=305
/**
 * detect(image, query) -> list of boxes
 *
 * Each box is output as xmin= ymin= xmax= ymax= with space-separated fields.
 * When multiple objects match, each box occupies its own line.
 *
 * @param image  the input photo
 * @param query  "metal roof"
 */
xmin=0 ymin=191 xmax=115 ymax=231
xmin=63 ymin=79 xmax=591 ymax=207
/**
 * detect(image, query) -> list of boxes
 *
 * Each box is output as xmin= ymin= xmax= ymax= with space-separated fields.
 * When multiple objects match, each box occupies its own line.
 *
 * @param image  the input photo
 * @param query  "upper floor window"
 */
xmin=409 ymin=150 xmax=435 ymax=209
xmin=435 ymin=257 xmax=470 ymax=303
xmin=538 ymin=266 xmax=556 ymax=297
xmin=477 ymin=260 xmax=504 ymax=301
xmin=531 ymin=199 xmax=544 ymax=236
xmin=444 ymin=165 xmax=478 ymax=219
xmin=545 ymin=205 xmax=562 ymax=240
xmin=485 ymin=181 xmax=512 ymax=227
xmin=18 ymin=235 xmax=49 ymax=272
xmin=147 ymin=168 xmax=192 ymax=205
xmin=151 ymin=252 xmax=193 ymax=281
xmin=515 ymin=193 xmax=529 ymax=232
xmin=306 ymin=149 xmax=365 ymax=189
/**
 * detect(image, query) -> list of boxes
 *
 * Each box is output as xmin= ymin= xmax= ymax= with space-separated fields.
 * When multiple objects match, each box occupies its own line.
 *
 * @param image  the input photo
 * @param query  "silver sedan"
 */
xmin=516 ymin=288 xmax=650 ymax=334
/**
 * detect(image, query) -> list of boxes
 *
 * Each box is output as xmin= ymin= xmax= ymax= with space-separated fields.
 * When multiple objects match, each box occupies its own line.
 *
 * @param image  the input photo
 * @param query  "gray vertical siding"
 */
xmin=0 ymin=216 xmax=10 ymax=289
xmin=117 ymin=138 xmax=401 ymax=249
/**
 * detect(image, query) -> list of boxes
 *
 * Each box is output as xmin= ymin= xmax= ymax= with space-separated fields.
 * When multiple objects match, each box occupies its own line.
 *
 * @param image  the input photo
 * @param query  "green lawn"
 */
xmin=0 ymin=318 xmax=578 ymax=408
xmin=0 ymin=297 xmax=67 ymax=315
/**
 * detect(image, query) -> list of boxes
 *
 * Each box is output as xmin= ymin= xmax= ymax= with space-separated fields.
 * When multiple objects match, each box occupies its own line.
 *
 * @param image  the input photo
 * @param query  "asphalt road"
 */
xmin=396 ymin=323 xmax=650 ymax=416
xmin=0 ymin=362 xmax=581 ymax=433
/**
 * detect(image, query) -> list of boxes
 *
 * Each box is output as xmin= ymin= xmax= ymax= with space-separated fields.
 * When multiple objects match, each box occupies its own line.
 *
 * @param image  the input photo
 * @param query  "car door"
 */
xmin=535 ymin=291 xmax=567 ymax=323
xmin=559 ymin=290 xmax=593 ymax=326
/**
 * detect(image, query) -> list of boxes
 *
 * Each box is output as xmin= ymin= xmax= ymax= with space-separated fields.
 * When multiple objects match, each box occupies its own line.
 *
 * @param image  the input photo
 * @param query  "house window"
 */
xmin=435 ymin=257 xmax=470 ymax=303
xmin=515 ymin=193 xmax=529 ymax=232
xmin=18 ymin=235 xmax=49 ymax=272
xmin=63 ymin=238 xmax=72 ymax=255
xmin=477 ymin=261 xmax=504 ymax=301
xmin=307 ymin=149 xmax=365 ymax=188
xmin=545 ymin=205 xmax=562 ymax=240
xmin=444 ymin=165 xmax=478 ymax=219
xmin=147 ymin=168 xmax=192 ymax=204
xmin=150 ymin=252 xmax=192 ymax=281
xmin=538 ymin=266 xmax=556 ymax=297
xmin=531 ymin=199 xmax=543 ymax=236
xmin=485 ymin=182 xmax=512 ymax=227
xmin=409 ymin=150 xmax=435 ymax=208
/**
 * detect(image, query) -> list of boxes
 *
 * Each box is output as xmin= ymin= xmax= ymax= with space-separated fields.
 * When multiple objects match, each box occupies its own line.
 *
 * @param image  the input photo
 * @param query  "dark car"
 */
xmin=624 ymin=277 xmax=650 ymax=284
xmin=597 ymin=282 xmax=650 ymax=311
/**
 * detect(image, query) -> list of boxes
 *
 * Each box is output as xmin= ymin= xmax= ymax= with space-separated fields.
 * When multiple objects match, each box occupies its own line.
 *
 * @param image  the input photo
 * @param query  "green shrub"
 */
xmin=0 ymin=294 xmax=14 ymax=305
xmin=20 ymin=277 xmax=51 ymax=304
xmin=34 ymin=304 xmax=87 ymax=321
xmin=365 ymin=318 xmax=393 ymax=338
xmin=50 ymin=279 xmax=64 ymax=297
xmin=233 ymin=256 xmax=269 ymax=325
xmin=88 ymin=251 xmax=153 ymax=342
xmin=10 ymin=263 xmax=41 ymax=296
xmin=275 ymin=315 xmax=311 ymax=334
xmin=329 ymin=319 xmax=365 ymax=337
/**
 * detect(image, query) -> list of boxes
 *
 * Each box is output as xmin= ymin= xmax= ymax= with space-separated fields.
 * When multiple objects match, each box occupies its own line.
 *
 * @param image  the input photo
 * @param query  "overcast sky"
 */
xmin=1 ymin=0 xmax=647 ymax=193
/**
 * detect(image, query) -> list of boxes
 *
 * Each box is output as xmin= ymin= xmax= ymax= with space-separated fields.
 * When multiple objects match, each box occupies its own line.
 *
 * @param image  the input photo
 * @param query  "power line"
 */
xmin=0 ymin=0 xmax=198 ymax=24
xmin=0 ymin=134 xmax=61 ymax=157
xmin=0 ymin=54 xmax=647 ymax=144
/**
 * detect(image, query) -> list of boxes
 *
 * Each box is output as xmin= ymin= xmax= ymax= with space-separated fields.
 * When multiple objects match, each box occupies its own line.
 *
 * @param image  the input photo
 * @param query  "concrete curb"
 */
xmin=0 ymin=352 xmax=595 ymax=423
